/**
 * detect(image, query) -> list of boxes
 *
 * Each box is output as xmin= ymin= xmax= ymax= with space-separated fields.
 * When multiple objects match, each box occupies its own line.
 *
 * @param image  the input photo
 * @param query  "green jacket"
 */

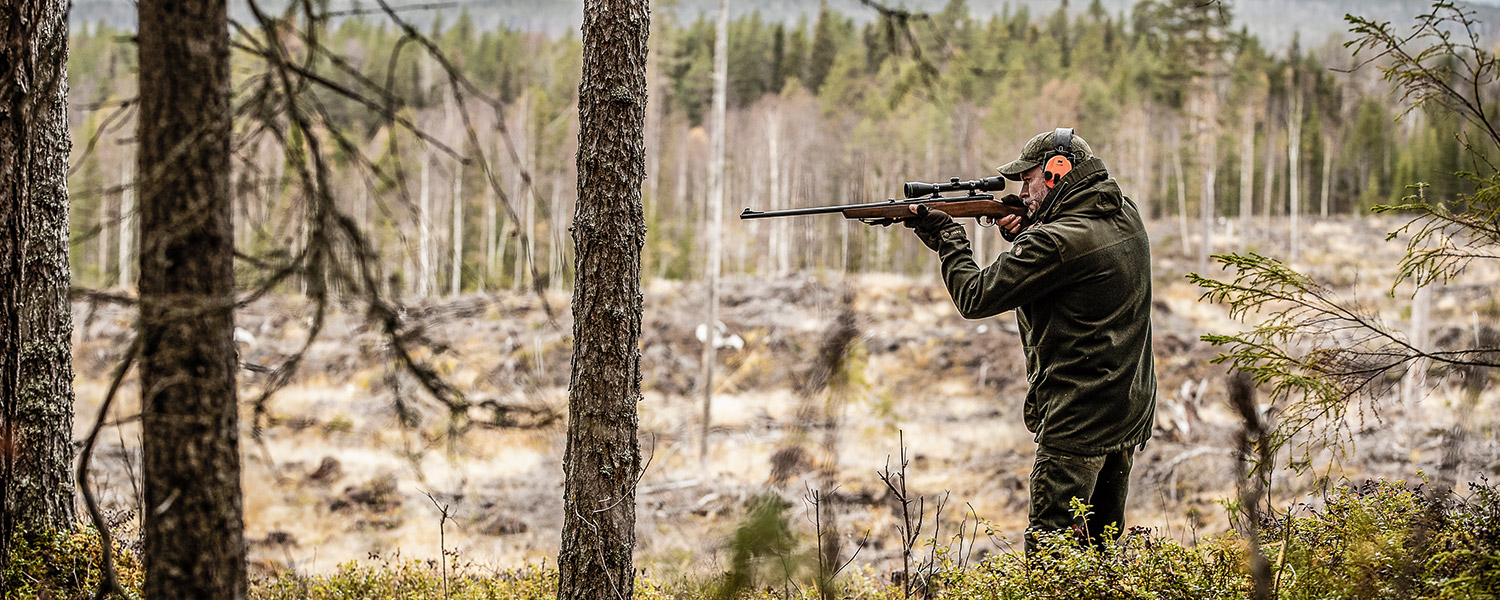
xmin=930 ymin=157 xmax=1156 ymax=455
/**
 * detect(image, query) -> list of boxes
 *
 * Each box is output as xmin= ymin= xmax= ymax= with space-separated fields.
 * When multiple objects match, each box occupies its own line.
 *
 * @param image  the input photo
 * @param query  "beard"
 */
xmin=1021 ymin=179 xmax=1047 ymax=219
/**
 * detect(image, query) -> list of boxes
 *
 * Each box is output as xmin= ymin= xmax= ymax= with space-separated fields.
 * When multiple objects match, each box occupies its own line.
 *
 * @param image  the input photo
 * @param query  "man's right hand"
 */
xmin=998 ymin=213 xmax=1028 ymax=234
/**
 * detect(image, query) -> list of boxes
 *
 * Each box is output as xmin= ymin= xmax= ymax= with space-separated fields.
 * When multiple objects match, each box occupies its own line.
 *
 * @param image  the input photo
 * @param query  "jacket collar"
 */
xmin=1037 ymin=157 xmax=1112 ymax=223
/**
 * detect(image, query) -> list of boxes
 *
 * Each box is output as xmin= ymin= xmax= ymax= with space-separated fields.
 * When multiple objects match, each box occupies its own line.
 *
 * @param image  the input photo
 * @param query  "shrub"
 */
xmin=11 ymin=478 xmax=1500 ymax=599
xmin=4 ymin=525 xmax=143 ymax=599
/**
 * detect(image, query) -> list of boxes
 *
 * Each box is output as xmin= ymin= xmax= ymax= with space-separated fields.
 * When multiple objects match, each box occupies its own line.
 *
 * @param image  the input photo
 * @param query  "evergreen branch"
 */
xmin=1189 ymin=248 xmax=1497 ymax=470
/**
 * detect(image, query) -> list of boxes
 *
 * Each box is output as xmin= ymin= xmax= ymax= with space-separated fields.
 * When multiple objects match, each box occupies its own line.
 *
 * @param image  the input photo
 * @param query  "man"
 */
xmin=905 ymin=128 xmax=1156 ymax=553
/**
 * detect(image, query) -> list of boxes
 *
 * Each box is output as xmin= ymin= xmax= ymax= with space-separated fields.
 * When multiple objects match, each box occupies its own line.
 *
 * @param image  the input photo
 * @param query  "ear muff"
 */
xmin=1043 ymin=155 xmax=1072 ymax=189
xmin=1043 ymin=127 xmax=1075 ymax=189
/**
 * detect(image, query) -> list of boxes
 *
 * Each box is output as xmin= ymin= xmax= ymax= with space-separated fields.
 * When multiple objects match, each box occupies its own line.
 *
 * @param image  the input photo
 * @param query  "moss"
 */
xmin=5 ymin=525 xmax=144 ymax=599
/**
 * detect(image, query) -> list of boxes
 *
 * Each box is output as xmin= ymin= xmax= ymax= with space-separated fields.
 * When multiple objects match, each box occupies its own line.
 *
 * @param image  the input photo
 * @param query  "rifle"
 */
xmin=738 ymin=176 xmax=1029 ymax=227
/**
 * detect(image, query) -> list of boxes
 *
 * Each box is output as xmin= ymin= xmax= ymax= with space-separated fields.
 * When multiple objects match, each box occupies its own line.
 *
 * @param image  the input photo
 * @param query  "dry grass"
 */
xmin=66 ymin=216 xmax=1500 ymax=579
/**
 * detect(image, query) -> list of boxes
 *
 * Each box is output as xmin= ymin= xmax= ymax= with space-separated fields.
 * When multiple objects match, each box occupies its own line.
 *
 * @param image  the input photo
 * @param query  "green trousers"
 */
xmin=1025 ymin=444 xmax=1135 ymax=554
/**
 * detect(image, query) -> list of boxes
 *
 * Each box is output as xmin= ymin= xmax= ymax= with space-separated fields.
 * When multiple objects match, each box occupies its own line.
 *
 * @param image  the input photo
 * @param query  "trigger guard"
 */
xmin=977 ymin=216 xmax=996 ymax=228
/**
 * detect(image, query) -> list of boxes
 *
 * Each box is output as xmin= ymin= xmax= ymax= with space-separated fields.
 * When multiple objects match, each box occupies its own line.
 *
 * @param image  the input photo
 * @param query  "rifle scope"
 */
xmin=904 ymin=176 xmax=1006 ymax=198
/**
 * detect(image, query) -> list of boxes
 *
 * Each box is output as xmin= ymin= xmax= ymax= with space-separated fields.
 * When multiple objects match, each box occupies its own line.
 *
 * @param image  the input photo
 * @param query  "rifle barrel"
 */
xmin=740 ymin=200 xmax=900 ymax=219
xmin=739 ymin=195 xmax=995 ymax=220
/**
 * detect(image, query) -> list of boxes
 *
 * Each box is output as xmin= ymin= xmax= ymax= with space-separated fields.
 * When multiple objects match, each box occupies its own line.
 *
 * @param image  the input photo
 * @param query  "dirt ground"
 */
xmin=69 ymin=216 xmax=1500 ymax=578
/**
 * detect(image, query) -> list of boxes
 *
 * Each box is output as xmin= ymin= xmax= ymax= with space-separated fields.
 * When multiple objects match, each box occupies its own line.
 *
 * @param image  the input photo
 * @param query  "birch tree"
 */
xmin=1286 ymin=65 xmax=1304 ymax=261
xmin=700 ymin=0 xmax=729 ymax=463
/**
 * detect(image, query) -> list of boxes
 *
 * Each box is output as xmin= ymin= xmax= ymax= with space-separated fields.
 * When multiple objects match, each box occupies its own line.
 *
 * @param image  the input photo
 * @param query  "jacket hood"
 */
xmin=1037 ymin=157 xmax=1119 ymax=223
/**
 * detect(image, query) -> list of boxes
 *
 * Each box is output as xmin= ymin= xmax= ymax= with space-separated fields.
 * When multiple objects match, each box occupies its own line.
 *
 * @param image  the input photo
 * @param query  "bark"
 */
xmin=137 ymin=0 xmax=248 ymax=595
xmin=557 ymin=0 xmax=648 ymax=597
xmin=0 ymin=0 xmax=76 ymax=580
xmin=700 ymin=0 xmax=728 ymax=465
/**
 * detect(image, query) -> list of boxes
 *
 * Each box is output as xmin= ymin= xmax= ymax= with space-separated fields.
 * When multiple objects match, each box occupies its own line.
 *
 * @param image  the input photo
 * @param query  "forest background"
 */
xmin=64 ymin=0 xmax=1500 ymax=294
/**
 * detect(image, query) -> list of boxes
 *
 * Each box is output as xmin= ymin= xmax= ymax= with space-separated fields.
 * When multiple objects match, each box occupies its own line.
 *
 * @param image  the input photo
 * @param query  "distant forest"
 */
xmin=65 ymin=0 xmax=1500 ymax=295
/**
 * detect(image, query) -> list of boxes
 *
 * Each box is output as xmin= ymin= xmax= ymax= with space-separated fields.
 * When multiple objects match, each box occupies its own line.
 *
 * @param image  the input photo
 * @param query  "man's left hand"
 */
xmin=904 ymin=204 xmax=955 ymax=251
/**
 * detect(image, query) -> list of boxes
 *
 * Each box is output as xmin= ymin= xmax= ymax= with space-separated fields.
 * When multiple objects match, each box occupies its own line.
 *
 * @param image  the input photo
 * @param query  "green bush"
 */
xmin=936 ymin=529 xmax=1252 ymax=599
xmin=1265 ymin=478 xmax=1500 ymax=600
xmin=10 ymin=478 xmax=1500 ymax=599
xmin=4 ymin=525 xmax=143 ymax=599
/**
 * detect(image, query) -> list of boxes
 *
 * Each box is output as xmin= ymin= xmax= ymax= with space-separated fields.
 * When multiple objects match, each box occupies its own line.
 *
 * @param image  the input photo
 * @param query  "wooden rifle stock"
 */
xmin=740 ymin=193 xmax=1030 ymax=227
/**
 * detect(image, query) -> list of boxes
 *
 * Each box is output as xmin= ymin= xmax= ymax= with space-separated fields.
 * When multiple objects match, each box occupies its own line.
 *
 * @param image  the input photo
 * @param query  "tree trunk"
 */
xmin=513 ymin=103 xmax=529 ymax=290
xmin=98 ymin=166 xmax=115 ymax=285
xmin=450 ymin=166 xmax=463 ymax=297
xmin=1200 ymin=137 xmax=1215 ymax=272
xmin=766 ymin=111 xmax=781 ymax=275
xmin=0 ymin=0 xmax=76 ymax=581
xmin=1287 ymin=85 xmax=1302 ymax=262
xmin=558 ymin=0 xmax=648 ymax=596
xmin=700 ymin=0 xmax=729 ymax=465
xmin=418 ymin=151 xmax=433 ymax=297
xmin=667 ymin=134 xmax=687 ymax=281
xmin=484 ymin=160 xmax=497 ymax=289
xmin=1172 ymin=147 xmax=1190 ymax=258
xmin=551 ymin=179 xmax=566 ymax=293
xmin=522 ymin=168 xmax=535 ymax=292
xmin=1239 ymin=110 xmax=1254 ymax=251
xmin=119 ymin=163 xmax=135 ymax=288
xmin=1261 ymin=125 xmax=1276 ymax=220
xmin=515 ymin=97 xmax=533 ymax=292
xmin=1137 ymin=112 xmax=1153 ymax=221
xmin=1320 ymin=133 xmax=1333 ymax=218
xmin=1403 ymin=281 xmax=1431 ymax=409
xmin=137 ymin=0 xmax=248 ymax=595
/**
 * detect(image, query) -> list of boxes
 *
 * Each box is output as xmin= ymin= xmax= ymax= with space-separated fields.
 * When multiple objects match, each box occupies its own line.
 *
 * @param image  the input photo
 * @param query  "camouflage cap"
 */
xmin=996 ymin=129 xmax=1094 ymax=180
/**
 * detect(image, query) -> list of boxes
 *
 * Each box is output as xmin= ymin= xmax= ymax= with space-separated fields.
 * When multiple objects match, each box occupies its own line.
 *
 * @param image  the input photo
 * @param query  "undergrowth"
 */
xmin=9 ymin=478 xmax=1500 ymax=599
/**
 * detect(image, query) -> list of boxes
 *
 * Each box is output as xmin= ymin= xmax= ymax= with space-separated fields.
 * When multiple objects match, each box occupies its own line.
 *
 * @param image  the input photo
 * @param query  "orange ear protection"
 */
xmin=1042 ymin=127 xmax=1075 ymax=189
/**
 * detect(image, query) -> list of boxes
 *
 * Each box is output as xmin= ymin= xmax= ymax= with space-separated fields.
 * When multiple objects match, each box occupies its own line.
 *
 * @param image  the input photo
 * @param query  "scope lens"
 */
xmin=904 ymin=182 xmax=937 ymax=198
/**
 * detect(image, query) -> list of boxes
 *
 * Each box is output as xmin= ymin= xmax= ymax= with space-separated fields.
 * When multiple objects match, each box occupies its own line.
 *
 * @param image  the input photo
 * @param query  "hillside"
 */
xmin=70 ymin=215 xmax=1500 ymax=576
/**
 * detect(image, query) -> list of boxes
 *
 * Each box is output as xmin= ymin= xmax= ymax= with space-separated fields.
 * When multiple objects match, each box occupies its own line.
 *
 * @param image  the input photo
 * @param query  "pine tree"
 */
xmin=557 ymin=0 xmax=648 ymax=596
xmin=806 ymin=2 xmax=838 ymax=92
xmin=0 ymin=0 xmax=76 ymax=585
xmin=137 ymin=0 xmax=248 ymax=595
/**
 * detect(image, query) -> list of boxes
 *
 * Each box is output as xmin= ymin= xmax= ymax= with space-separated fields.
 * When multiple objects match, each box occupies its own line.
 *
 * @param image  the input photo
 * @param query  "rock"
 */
xmin=260 ymin=530 xmax=297 ymax=547
xmin=305 ymin=456 xmax=343 ymax=485
xmin=331 ymin=474 xmax=400 ymax=513
xmin=481 ymin=513 xmax=529 ymax=535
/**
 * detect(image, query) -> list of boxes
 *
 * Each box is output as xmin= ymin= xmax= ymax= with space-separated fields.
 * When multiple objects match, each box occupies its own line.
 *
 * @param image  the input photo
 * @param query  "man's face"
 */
xmin=1018 ymin=165 xmax=1049 ymax=218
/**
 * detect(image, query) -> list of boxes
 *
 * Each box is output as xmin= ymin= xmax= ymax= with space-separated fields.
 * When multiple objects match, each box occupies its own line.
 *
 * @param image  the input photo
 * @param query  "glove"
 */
xmin=997 ymin=194 xmax=1033 ymax=242
xmin=903 ymin=205 xmax=957 ymax=252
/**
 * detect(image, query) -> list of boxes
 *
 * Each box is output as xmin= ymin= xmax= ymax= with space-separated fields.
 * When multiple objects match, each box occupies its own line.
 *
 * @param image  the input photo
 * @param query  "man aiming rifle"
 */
xmin=905 ymin=129 xmax=1157 ymax=553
